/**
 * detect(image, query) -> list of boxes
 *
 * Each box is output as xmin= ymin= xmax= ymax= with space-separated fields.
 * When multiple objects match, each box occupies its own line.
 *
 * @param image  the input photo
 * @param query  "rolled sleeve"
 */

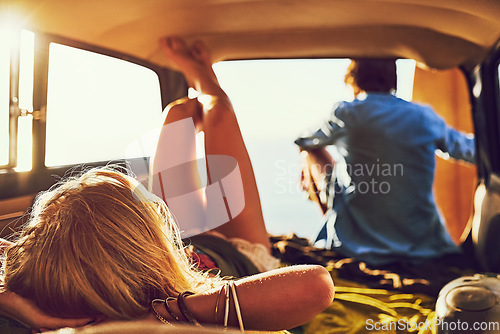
xmin=440 ymin=126 xmax=476 ymax=163
xmin=295 ymin=103 xmax=347 ymax=149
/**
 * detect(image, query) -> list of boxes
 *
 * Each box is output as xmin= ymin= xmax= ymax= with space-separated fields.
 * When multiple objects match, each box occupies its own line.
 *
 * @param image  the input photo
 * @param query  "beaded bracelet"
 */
xmin=177 ymin=291 xmax=202 ymax=326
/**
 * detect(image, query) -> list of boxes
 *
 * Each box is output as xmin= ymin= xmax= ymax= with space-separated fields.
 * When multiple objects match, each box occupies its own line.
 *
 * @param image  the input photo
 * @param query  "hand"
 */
xmin=300 ymin=165 xmax=311 ymax=193
xmin=0 ymin=290 xmax=94 ymax=332
xmin=299 ymin=150 xmax=313 ymax=193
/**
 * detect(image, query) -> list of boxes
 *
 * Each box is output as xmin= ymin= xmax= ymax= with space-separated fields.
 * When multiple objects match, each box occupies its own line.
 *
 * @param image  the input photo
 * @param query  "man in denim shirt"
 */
xmin=296 ymin=59 xmax=475 ymax=265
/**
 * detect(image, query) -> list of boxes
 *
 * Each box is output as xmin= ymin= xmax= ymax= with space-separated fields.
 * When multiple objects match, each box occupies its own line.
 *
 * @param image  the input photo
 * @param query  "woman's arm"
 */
xmin=155 ymin=264 xmax=334 ymax=331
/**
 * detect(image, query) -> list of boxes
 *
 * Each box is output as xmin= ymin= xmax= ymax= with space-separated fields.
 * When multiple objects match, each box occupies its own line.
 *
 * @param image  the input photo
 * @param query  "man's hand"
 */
xmin=0 ymin=290 xmax=94 ymax=332
xmin=299 ymin=149 xmax=333 ymax=214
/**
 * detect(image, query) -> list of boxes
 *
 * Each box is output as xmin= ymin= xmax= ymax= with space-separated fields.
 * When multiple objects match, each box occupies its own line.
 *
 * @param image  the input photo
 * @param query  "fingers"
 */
xmin=49 ymin=317 xmax=94 ymax=330
xmin=300 ymin=170 xmax=308 ymax=192
xmin=32 ymin=316 xmax=95 ymax=333
xmin=191 ymin=40 xmax=212 ymax=67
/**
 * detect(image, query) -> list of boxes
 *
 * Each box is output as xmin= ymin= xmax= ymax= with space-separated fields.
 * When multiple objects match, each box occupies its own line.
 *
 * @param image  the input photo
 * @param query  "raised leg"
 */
xmin=160 ymin=37 xmax=271 ymax=251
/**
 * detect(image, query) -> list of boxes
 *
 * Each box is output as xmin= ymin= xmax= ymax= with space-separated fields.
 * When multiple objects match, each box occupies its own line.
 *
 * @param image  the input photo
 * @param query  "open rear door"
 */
xmin=468 ymin=43 xmax=500 ymax=272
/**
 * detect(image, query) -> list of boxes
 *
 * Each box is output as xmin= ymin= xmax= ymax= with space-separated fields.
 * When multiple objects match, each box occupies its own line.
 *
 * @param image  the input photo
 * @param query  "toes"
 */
xmin=161 ymin=37 xmax=211 ymax=68
xmin=160 ymin=36 xmax=198 ymax=78
xmin=161 ymin=36 xmax=189 ymax=56
xmin=191 ymin=40 xmax=212 ymax=65
xmin=160 ymin=36 xmax=220 ymax=94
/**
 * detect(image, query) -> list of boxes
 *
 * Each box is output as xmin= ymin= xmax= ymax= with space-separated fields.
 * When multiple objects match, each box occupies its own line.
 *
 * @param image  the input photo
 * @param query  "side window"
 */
xmin=0 ymin=29 xmax=9 ymax=166
xmin=0 ymin=29 xmax=35 ymax=171
xmin=45 ymin=43 xmax=163 ymax=167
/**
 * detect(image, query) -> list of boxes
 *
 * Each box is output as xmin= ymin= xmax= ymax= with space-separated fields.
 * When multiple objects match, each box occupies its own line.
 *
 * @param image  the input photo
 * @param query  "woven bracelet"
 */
xmin=151 ymin=299 xmax=173 ymax=326
xmin=164 ymin=297 xmax=181 ymax=322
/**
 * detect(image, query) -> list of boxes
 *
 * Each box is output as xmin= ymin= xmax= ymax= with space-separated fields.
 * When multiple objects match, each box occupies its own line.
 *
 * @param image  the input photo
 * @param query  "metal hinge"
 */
xmin=9 ymin=101 xmax=46 ymax=122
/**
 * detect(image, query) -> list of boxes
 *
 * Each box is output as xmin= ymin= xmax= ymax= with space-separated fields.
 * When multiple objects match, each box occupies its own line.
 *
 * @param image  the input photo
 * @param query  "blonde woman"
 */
xmin=0 ymin=37 xmax=334 ymax=332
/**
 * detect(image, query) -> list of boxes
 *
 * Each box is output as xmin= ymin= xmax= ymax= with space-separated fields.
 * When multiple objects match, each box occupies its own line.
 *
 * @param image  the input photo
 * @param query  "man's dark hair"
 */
xmin=344 ymin=59 xmax=397 ymax=93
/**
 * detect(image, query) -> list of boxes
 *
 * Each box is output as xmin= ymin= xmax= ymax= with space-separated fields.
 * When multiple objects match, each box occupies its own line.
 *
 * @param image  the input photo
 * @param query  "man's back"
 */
xmin=321 ymin=93 xmax=466 ymax=265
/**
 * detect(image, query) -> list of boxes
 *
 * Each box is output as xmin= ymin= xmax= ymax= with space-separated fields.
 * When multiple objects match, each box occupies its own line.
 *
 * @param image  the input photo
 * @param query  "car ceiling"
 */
xmin=2 ymin=0 xmax=500 ymax=70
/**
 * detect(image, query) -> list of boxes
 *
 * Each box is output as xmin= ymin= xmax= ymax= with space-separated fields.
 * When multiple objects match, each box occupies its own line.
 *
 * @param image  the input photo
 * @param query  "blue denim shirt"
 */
xmin=296 ymin=93 xmax=475 ymax=265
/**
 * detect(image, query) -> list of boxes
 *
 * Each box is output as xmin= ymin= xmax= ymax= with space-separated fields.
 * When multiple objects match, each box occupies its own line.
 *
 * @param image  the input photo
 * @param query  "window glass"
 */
xmin=213 ymin=59 xmax=416 ymax=239
xmin=45 ymin=43 xmax=163 ymax=168
xmin=18 ymin=30 xmax=34 ymax=113
xmin=0 ymin=29 xmax=10 ymax=166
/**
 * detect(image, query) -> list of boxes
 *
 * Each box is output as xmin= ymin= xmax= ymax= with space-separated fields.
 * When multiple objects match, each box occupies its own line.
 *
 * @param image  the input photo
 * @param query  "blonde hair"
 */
xmin=3 ymin=167 xmax=219 ymax=319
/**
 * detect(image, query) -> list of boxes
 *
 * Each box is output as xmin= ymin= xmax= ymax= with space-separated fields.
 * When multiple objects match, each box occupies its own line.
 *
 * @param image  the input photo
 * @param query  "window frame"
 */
xmin=1 ymin=30 xmax=21 ymax=170
xmin=0 ymin=31 xmax=187 ymax=200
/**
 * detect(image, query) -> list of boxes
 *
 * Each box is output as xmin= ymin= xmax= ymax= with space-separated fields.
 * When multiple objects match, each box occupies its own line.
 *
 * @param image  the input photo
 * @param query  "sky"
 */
xmin=212 ymin=59 xmax=415 ymax=238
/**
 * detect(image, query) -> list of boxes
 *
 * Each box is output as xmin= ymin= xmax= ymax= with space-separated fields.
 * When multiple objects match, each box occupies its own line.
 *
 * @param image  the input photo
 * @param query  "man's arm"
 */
xmin=299 ymin=148 xmax=335 ymax=214
xmin=294 ymin=106 xmax=346 ymax=213
xmin=437 ymin=125 xmax=475 ymax=164
xmin=294 ymin=102 xmax=348 ymax=151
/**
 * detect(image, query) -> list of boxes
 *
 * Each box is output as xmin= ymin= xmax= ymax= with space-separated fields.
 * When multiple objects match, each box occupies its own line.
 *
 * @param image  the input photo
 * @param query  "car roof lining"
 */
xmin=3 ymin=0 xmax=500 ymax=70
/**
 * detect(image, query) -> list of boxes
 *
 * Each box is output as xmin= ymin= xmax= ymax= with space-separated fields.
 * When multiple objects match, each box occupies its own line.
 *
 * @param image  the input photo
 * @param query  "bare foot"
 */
xmin=190 ymin=40 xmax=218 ymax=81
xmin=160 ymin=37 xmax=222 ymax=97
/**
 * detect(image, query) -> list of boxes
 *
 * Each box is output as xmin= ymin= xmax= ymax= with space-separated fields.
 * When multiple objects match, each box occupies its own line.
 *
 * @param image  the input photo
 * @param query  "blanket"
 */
xmin=270 ymin=234 xmax=479 ymax=334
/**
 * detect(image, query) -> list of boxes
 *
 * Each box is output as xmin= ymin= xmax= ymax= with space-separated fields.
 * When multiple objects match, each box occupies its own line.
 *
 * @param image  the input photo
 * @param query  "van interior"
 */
xmin=1 ymin=0 xmax=500 ymax=333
